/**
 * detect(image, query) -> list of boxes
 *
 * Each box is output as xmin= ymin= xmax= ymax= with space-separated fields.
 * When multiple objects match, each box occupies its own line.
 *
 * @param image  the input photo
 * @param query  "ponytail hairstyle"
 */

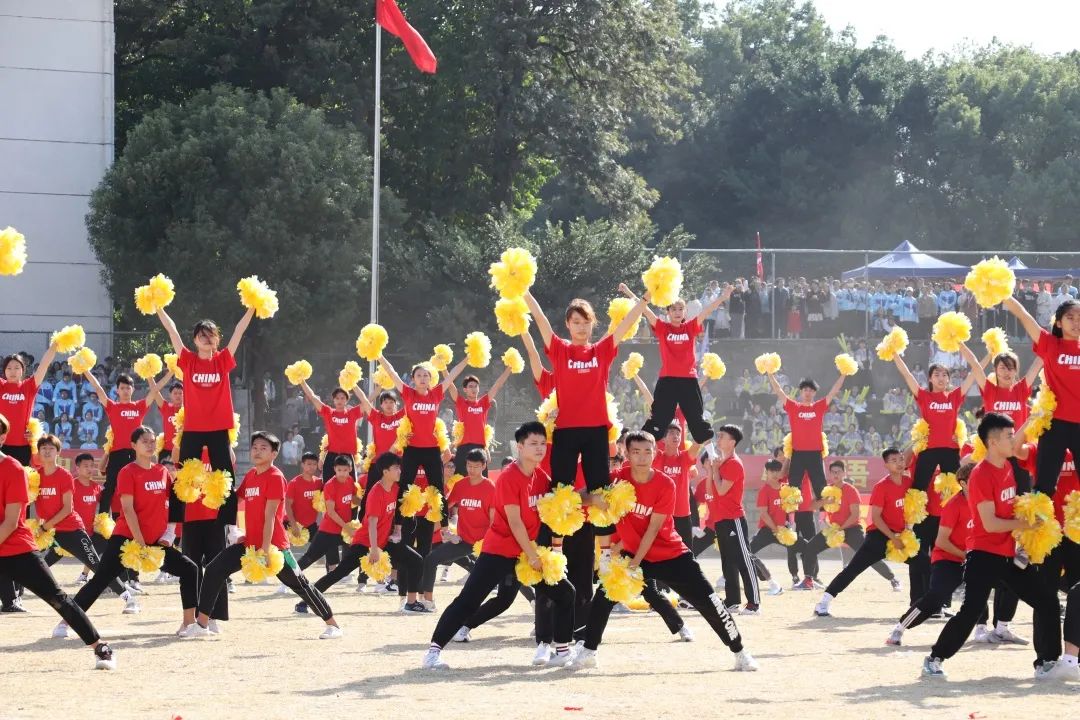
xmin=926 ymin=363 xmax=951 ymax=392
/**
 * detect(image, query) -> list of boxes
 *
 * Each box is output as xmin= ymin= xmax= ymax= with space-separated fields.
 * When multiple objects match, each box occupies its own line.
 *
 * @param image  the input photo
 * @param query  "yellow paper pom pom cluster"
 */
xmin=502 ymin=347 xmax=524 ymax=374
xmin=607 ymin=297 xmax=642 ymax=342
xmin=94 ymin=512 xmax=115 ymax=539
xmin=284 ymin=360 xmax=313 ymax=386
xmin=1063 ymin=491 xmax=1080 ymax=544
xmin=982 ymin=327 xmax=1010 ymax=357
xmin=464 ymin=331 xmax=492 ymax=368
xmin=1026 ymin=382 xmax=1056 ymax=442
xmin=934 ymin=473 xmax=962 ymax=507
xmin=472 ymin=539 xmax=483 ymax=556
xmin=885 ymin=528 xmax=920 ymax=562
xmin=1012 ymin=492 xmax=1062 ymax=564
xmin=969 ymin=436 xmax=986 ymax=463
xmin=834 ymin=353 xmax=859 ymax=377
xmin=598 ymin=555 xmax=645 ymax=604
xmin=399 ymin=484 xmax=425 ymax=518
xmin=782 ymin=432 xmax=827 ymax=459
xmin=240 ymin=547 xmax=285 ymax=583
xmin=340 ymin=520 xmax=362 ymax=545
xmin=903 ymin=489 xmax=929 ymax=526
xmin=133 ymin=353 xmax=163 ymax=381
xmin=782 ymin=433 xmax=793 ymax=459
xmin=821 ymin=485 xmax=843 ymax=513
xmin=68 ymin=347 xmax=97 ymax=375
xmin=423 ymin=486 xmax=444 ymax=523
xmin=361 ymin=551 xmax=392 ymax=582
xmin=373 ymin=365 xmax=395 ymax=390
xmin=236 ymin=276 xmax=278 ymax=318
xmin=101 ymin=427 xmax=113 ymax=455
xmin=954 ymin=419 xmax=968 ymax=447
xmin=392 ymin=417 xmax=413 ymax=454
xmin=489 ymin=247 xmax=537 ymax=299
xmin=51 ymin=325 xmax=86 ymax=354
xmin=932 ymin=311 xmax=972 ymax=353
xmin=203 ymin=471 xmax=233 ymax=510
xmin=824 ymin=523 xmax=846 ymax=548
xmin=26 ymin=519 xmax=55 ymax=551
xmin=875 ymin=326 xmax=909 ymax=361
xmin=445 ymin=473 xmax=464 ymax=495
xmin=339 ymin=361 xmax=363 ymax=389
xmin=25 ymin=468 xmax=41 ymax=502
xmin=174 ymin=458 xmax=207 ymax=503
xmin=641 ymin=256 xmax=683 ymax=307
xmin=588 ymin=482 xmax=637 ymax=527
xmin=435 ymin=418 xmax=451 ymax=453
xmin=779 ymin=484 xmax=802 ymax=513
xmin=774 ymin=526 xmax=797 ymax=546
xmin=26 ymin=419 xmax=44 ymax=450
xmin=754 ymin=352 xmax=782 ymax=375
xmin=431 ymin=344 xmax=453 ymax=371
xmin=621 ymin=352 xmax=644 ymax=380
xmin=133 ymin=274 xmax=176 ymax=315
xmin=164 ymin=352 xmax=182 ymax=380
xmin=119 ymin=540 xmax=165 ymax=573
xmin=537 ymin=390 xmax=558 ymax=440
xmin=515 ymin=546 xmax=567 ymax=587
xmin=287 ymin=525 xmax=310 ymax=547
xmin=910 ymin=419 xmax=930 ymax=453
xmin=964 ymin=257 xmax=1015 ymax=309
xmin=0 ymin=226 xmax=28 ymax=276
xmin=538 ymin=484 xmax=585 ymax=537
xmin=356 ymin=324 xmax=389 ymax=361
xmin=311 ymin=490 xmax=326 ymax=513
xmin=494 ymin=296 xmax=531 ymax=337
xmin=700 ymin=353 xmax=726 ymax=380
xmin=452 ymin=421 xmax=465 ymax=445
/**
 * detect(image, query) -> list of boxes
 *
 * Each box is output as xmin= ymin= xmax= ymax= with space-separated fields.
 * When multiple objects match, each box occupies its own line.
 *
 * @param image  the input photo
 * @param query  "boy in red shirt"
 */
xmin=448 ymin=370 xmax=511 ymax=474
xmin=814 ymin=447 xmax=912 ymax=617
xmin=568 ymin=430 xmax=757 ymax=671
xmin=285 ymin=452 xmax=324 ymax=549
xmin=298 ymin=380 xmax=364 ymax=480
xmin=296 ymin=455 xmax=359 ymax=580
xmin=706 ymin=424 xmax=760 ymax=615
xmin=745 ymin=459 xmax=790 ymax=597
xmin=71 ymin=452 xmax=105 ymax=584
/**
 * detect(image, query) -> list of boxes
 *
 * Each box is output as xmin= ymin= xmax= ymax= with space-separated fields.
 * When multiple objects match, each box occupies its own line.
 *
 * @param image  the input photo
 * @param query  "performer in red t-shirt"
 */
xmin=355 ymin=389 xmax=406 ymax=458
xmin=285 ymin=453 xmax=324 ymax=547
xmin=705 ymin=424 xmax=761 ymax=614
xmin=0 ymin=342 xmax=58 ymax=465
xmin=298 ymin=380 xmax=365 ymax=479
xmin=153 ymin=381 xmax=183 ymax=461
xmin=767 ymin=369 xmax=846 ymax=501
xmin=448 ymin=368 xmax=511 ymax=475
xmin=744 ymin=459 xmax=797 ymax=598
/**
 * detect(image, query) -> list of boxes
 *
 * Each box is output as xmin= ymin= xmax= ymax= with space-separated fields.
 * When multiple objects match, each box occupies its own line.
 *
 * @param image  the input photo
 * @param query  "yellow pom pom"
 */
xmin=25 ymin=468 xmax=40 ymax=502
xmin=26 ymin=519 xmax=55 ymax=551
xmin=452 ymin=421 xmax=465 ymax=446
xmin=910 ymin=419 xmax=930 ymax=453
xmin=774 ymin=526 xmax=797 ymax=546
xmin=339 ymin=361 xmax=363 ymax=389
xmin=885 ymin=528 xmax=920 ymax=562
xmin=935 ymin=473 xmax=962 ymax=507
xmin=607 ymin=297 xmax=643 ymax=342
xmin=598 ymin=555 xmax=645 ymax=604
xmin=236 ymin=275 xmax=278 ymax=319
xmin=588 ymin=482 xmax=637 ymax=527
xmin=174 ymin=458 xmax=207 ymax=503
xmin=431 ymin=344 xmax=453 ymax=372
xmin=229 ymin=413 xmax=241 ymax=449
xmin=340 ymin=520 xmax=361 ymax=545
xmin=515 ymin=550 xmax=544 ymax=587
xmin=464 ymin=331 xmax=492 ymax=368
xmin=287 ymin=525 xmax=310 ymax=547
xmin=356 ymin=324 xmax=389 ymax=361
xmin=423 ymin=485 xmax=444 ymax=523
xmin=970 ymin=436 xmax=986 ymax=463
xmin=1012 ymin=492 xmax=1062 ymax=564
xmin=373 ymin=365 xmax=395 ymax=390
xmin=903 ymin=489 xmax=929 ymax=525
xmin=284 ymin=360 xmax=313 ymax=386
xmin=51 ymin=325 xmax=86 ymax=354
xmin=1026 ymin=383 xmax=1056 ymax=442
xmin=641 ymin=256 xmax=683 ymax=307
xmin=824 ymin=523 xmax=846 ymax=548
xmin=399 ymin=484 xmax=425 ymax=517
xmin=445 ymin=473 xmax=464 ymax=495
xmin=392 ymin=417 xmax=412 ymax=454
xmin=201 ymin=470 xmax=232 ymax=510
xmin=472 ymin=539 xmax=483 ymax=556
xmin=68 ymin=347 xmax=97 ymax=375
xmin=489 ymin=247 xmax=538 ymax=299
xmin=754 ymin=352 xmax=782 ymax=375
xmin=834 ymin=353 xmax=859 ymax=377
xmin=954 ymin=419 xmax=968 ymax=447
xmin=435 ymin=418 xmax=451 ymax=453
xmin=538 ymin=546 xmax=568 ymax=585
xmin=132 ymin=353 xmax=163 ymax=381
xmin=875 ymin=326 xmax=910 ymax=361
xmin=502 ymin=347 xmax=525 ymax=374
xmin=134 ymin=274 xmax=176 ymax=315
xmin=360 ymin=551 xmax=393 ymax=582
xmin=119 ymin=540 xmax=165 ymax=573
xmin=240 ymin=547 xmax=285 ymax=583
xmin=821 ymin=432 xmax=830 ymax=458
xmin=536 ymin=390 xmax=558 ymax=438
xmin=1063 ymin=491 xmax=1080 ymax=544
xmin=538 ymin=484 xmax=585 ymax=537
xmin=164 ymin=353 xmax=182 ymax=381
xmin=932 ymin=311 xmax=972 ymax=353
xmin=94 ymin=512 xmax=114 ymax=539
xmin=484 ymin=424 xmax=494 ymax=447
xmin=0 ymin=226 xmax=28 ymax=276
xmin=981 ymin=327 xmax=1010 ymax=357
xmin=779 ymin=484 xmax=802 ymax=513
xmin=494 ymin=296 xmax=531 ymax=337
xmin=621 ymin=352 xmax=644 ymax=380
xmin=311 ymin=490 xmax=325 ymax=513
xmin=964 ymin=257 xmax=1015 ymax=309
xmin=700 ymin=353 xmax=726 ymax=380
xmin=101 ymin=427 xmax=113 ymax=455
xmin=26 ymin=419 xmax=44 ymax=449
xmin=171 ymin=407 xmax=185 ymax=434
xmin=782 ymin=433 xmax=793 ymax=460
xmin=821 ymin=486 xmax=843 ymax=513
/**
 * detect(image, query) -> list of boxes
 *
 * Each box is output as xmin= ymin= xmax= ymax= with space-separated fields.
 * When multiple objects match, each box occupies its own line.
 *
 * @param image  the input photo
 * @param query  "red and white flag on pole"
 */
xmin=376 ymin=0 xmax=437 ymax=73
xmin=755 ymin=231 xmax=764 ymax=280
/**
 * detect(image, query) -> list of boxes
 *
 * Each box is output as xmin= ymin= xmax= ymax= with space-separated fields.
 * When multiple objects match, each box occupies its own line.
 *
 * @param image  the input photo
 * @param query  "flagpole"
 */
xmin=368 ymin=21 xmax=382 ymax=417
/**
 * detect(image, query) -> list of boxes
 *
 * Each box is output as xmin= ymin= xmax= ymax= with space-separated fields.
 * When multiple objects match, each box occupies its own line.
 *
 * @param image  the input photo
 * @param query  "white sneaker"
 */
xmin=355 ymin=583 xmax=367 ymax=593
xmin=120 ymin=591 xmax=140 ymax=615
xmin=734 ymin=650 xmax=759 ymax=671
xmin=532 ymin=643 xmax=552 ymax=665
xmin=1034 ymin=660 xmax=1057 ymax=680
xmin=767 ymin=580 xmax=783 ymax=596
xmin=885 ymin=629 xmax=903 ymax=646
xmin=177 ymin=623 xmax=211 ymax=639
xmin=93 ymin=643 xmax=116 ymax=671
xmin=370 ymin=582 xmax=391 ymax=594
xmin=1042 ymin=659 xmax=1080 ymax=682
xmin=921 ymin=655 xmax=946 ymax=679
xmin=422 ymin=648 xmax=449 ymax=670
xmin=972 ymin=624 xmax=999 ymax=644
xmin=598 ymin=552 xmax=612 ymax=575
xmin=319 ymin=625 xmax=343 ymax=640
xmin=51 ymin=621 xmax=71 ymax=639
xmin=420 ymin=599 xmax=437 ymax=612
xmin=452 ymin=626 xmax=471 ymax=643
xmin=439 ymin=566 xmax=451 ymax=583
xmin=993 ymin=627 xmax=1029 ymax=645
xmin=677 ymin=625 xmax=695 ymax=642
xmin=813 ymin=601 xmax=831 ymax=617
xmin=75 ymin=572 xmax=89 ymax=586
xmin=208 ymin=619 xmax=222 ymax=635
xmin=274 ymin=583 xmax=289 ymax=595
xmin=546 ymin=649 xmax=574 ymax=667
xmin=714 ymin=576 xmax=726 ymax=591
xmin=567 ymin=647 xmax=597 ymax=669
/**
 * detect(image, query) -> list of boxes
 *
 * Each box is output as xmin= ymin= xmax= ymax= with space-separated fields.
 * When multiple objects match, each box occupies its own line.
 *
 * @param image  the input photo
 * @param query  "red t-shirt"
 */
xmin=238 ymin=466 xmax=288 ymax=550
xmin=105 ymin=400 xmax=150 ymax=451
xmin=653 ymin=318 xmax=702 ymax=378
xmin=708 ymin=455 xmax=745 ymax=520
xmin=981 ymin=379 xmax=1030 ymax=427
xmin=367 ymin=409 xmax=405 ymax=456
xmin=177 ymin=348 xmax=236 ymax=432
xmin=160 ymin=401 xmax=180 ymax=451
xmin=1033 ymin=330 xmax=1080 ymax=423
xmin=0 ymin=379 xmax=37 ymax=447
xmin=355 ymin=480 xmax=399 ymax=548
xmin=756 ymin=483 xmax=786 ymax=528
xmin=535 ymin=369 xmax=556 ymax=399
xmin=784 ymin=398 xmax=827 ymax=452
xmin=317 ymin=477 xmax=356 ymax=533
xmin=545 ymin=334 xmax=616 ymax=429
xmin=866 ymin=475 xmax=913 ymax=534
xmin=73 ymin=479 xmax=101 ymax=531
xmin=113 ymin=463 xmax=172 ymax=544
xmin=400 ymin=385 xmax=445 ymax=448
xmin=826 ymin=481 xmax=862 ymax=527
xmin=34 ymin=466 xmax=82 ymax=532
xmin=482 ymin=462 xmax=551 ymax=558
xmin=931 ymin=493 xmax=972 ymax=564
xmin=455 ymin=395 xmax=491 ymax=446
xmin=966 ymin=460 xmax=1017 ymax=557
xmin=916 ymin=387 xmax=964 ymax=449
xmin=1052 ymin=458 xmax=1079 ymax=526
xmin=0 ymin=456 xmax=35 ymax=556
xmin=286 ymin=475 xmax=323 ymax=527
xmin=449 ymin=477 xmax=496 ymax=544
xmin=319 ymin=404 xmax=364 ymax=454
xmin=612 ymin=467 xmax=687 ymax=562
xmin=653 ymin=450 xmax=694 ymax=517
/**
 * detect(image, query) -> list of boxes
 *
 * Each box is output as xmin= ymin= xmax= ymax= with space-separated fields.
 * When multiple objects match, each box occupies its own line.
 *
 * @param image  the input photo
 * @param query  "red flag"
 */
xmin=755 ymin=231 xmax=764 ymax=280
xmin=376 ymin=0 xmax=437 ymax=74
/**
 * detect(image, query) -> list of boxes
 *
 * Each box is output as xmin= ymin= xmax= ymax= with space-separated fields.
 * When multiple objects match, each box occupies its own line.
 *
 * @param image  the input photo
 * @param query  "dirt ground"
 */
xmin=1 ymin=552 xmax=1075 ymax=719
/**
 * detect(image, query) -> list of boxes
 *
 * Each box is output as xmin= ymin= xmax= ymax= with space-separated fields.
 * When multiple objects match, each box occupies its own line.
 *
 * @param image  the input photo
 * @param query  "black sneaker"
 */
xmin=294 ymin=601 xmax=309 ymax=614
xmin=94 ymin=642 xmax=116 ymax=670
xmin=402 ymin=601 xmax=432 ymax=614
xmin=1 ymin=600 xmax=27 ymax=613
xmin=384 ymin=580 xmax=399 ymax=593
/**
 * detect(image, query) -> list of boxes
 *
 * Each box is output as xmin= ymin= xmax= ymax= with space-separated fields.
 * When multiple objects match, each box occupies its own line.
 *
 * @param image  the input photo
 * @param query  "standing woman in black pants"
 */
xmin=0 ymin=343 xmax=58 ymax=466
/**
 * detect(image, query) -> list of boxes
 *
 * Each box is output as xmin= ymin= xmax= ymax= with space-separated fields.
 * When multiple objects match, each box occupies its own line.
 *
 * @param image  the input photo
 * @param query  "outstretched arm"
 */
xmin=351 ymin=386 xmax=374 ymax=414
xmin=610 ymin=284 xmax=650 ymax=346
xmin=958 ymin=343 xmax=987 ymax=390
xmin=82 ymin=372 xmax=112 ymax=409
xmin=520 ymin=330 xmax=547 ymax=383
xmin=299 ymin=380 xmax=326 ymax=411
xmin=892 ymin=355 xmax=921 ymax=396
xmin=1003 ymin=296 xmax=1042 ymax=342
xmin=822 ymin=374 xmax=846 ymax=406
xmin=440 ymin=359 xmax=468 ymax=394
xmin=766 ymin=372 xmax=791 ymax=404
xmin=1023 ymin=358 xmax=1044 ymax=388
xmin=488 ymin=366 xmax=512 ymax=400
xmin=632 ymin=374 xmax=654 ymax=407
xmin=144 ymin=371 xmax=173 ymax=407
xmin=225 ymin=307 xmax=256 ymax=357
xmin=33 ymin=343 xmax=59 ymax=387
xmin=378 ymin=356 xmax=405 ymax=393
xmin=523 ymin=291 xmax=555 ymax=350
xmin=156 ymin=308 xmax=185 ymax=355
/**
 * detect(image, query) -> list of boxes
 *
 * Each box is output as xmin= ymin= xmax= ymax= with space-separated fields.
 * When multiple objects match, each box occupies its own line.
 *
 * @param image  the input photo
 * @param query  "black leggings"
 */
xmin=100 ymin=449 xmax=135 ymax=513
xmin=177 ymin=429 xmax=237 ymax=524
xmin=642 ymin=377 xmax=714 ymax=444
xmin=585 ymin=552 xmax=743 ymax=653
xmin=43 ymin=529 xmax=127 ymax=596
xmin=788 ymin=450 xmax=827 ymax=500
xmin=1035 ymin=418 xmax=1080 ymax=495
xmin=550 ymin=426 xmax=610 ymax=492
xmin=198 ymin=543 xmax=334 ymax=621
xmin=913 ymin=447 xmax=960 ymax=492
xmin=536 ymin=527 xmax=595 ymax=642
xmin=792 ymin=511 xmax=819 ymax=578
xmin=1065 ymin=578 xmax=1080 ymax=648
xmin=909 ymin=515 xmax=939 ymax=605
xmin=898 ymin=559 xmax=963 ymax=630
xmin=315 ymin=542 xmax=423 ymax=594
xmin=0 ymin=551 xmax=100 ymax=644
xmin=182 ymin=520 xmax=228 ymax=620
xmin=297 ymin=530 xmax=343 ymax=570
xmin=747 ymin=526 xmax=803 ymax=582
xmin=74 ymin=535 xmax=199 ymax=611
xmin=823 ymin=529 xmax=901 ymax=598
xmin=421 ymin=541 xmax=477 ymax=594
xmin=1 ymin=444 xmax=31 ymax=466
xmin=804 ymin=526 xmax=895 ymax=582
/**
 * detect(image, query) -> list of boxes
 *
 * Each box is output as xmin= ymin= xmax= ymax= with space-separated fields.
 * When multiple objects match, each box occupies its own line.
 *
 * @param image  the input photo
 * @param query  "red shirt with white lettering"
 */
xmin=653 ymin=449 xmax=694 ymax=517
xmin=826 ymin=481 xmax=862 ymax=527
xmin=931 ymin=493 xmax=971 ymax=563
xmin=707 ymin=455 xmax=745 ymax=521
xmin=238 ymin=465 xmax=288 ymax=549
xmin=966 ymin=460 xmax=1017 ymax=557
xmin=1033 ymin=330 xmax=1080 ymax=423
xmin=34 ymin=466 xmax=82 ymax=531
xmin=866 ymin=474 xmax=913 ymax=534
xmin=105 ymin=400 xmax=150 ymax=451
xmin=756 ymin=482 xmax=786 ymax=528
xmin=535 ymin=369 xmax=555 ymax=399
xmin=401 ymin=385 xmax=445 ymax=448
xmin=545 ymin=334 xmax=617 ymax=429
xmin=448 ymin=477 xmax=496 ymax=544
xmin=286 ymin=475 xmax=323 ymax=527
xmin=367 ymin=409 xmax=405 ymax=456
xmin=73 ymin=479 xmax=101 ymax=531
xmin=980 ymin=379 xmax=1030 ymax=427
xmin=611 ymin=467 xmax=687 ymax=562
xmin=113 ymin=462 xmax=172 ymax=544
xmin=455 ymin=395 xmax=491 ymax=445
xmin=916 ymin=387 xmax=963 ymax=449
xmin=355 ymin=480 xmax=399 ymax=548
xmin=785 ymin=399 xmax=827 ymax=451
xmin=319 ymin=404 xmax=364 ymax=454
xmin=653 ymin=318 xmax=702 ymax=378
xmin=160 ymin=401 xmax=180 ymax=451
xmin=1052 ymin=462 xmax=1079 ymax=526
xmin=177 ymin=348 xmax=236 ymax=432
xmin=0 ymin=379 xmax=37 ymax=447
xmin=482 ymin=461 xmax=551 ymax=558
xmin=317 ymin=477 xmax=356 ymax=533
xmin=0 ymin=456 xmax=35 ymax=556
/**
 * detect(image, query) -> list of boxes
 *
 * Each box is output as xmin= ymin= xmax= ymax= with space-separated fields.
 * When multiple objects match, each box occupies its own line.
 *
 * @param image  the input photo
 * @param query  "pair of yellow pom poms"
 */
xmin=876 ymin=326 xmax=909 ymax=361
xmin=932 ymin=311 xmax=972 ymax=353
xmin=515 ymin=546 xmax=568 ymax=587
xmin=642 ymin=256 xmax=683 ymax=307
xmin=538 ymin=484 xmax=585 ymax=537
xmin=68 ymin=347 xmax=97 ymax=375
xmin=431 ymin=344 xmax=453 ymax=372
xmin=607 ymin=297 xmax=643 ymax=342
xmin=0 ymin=226 xmax=28 ymax=276
xmin=26 ymin=468 xmax=41 ymax=502
xmin=119 ymin=540 xmax=166 ymax=573
xmin=885 ymin=529 xmax=920 ymax=562
xmin=339 ymin=361 xmax=363 ymax=389
xmin=240 ymin=547 xmax=285 ymax=583
xmin=982 ymin=327 xmax=1010 ymax=357
xmin=782 ymin=432 xmax=828 ymax=459
xmin=779 ymin=484 xmax=802 ymax=513
xmin=823 ymin=523 xmax=846 ymax=548
xmin=701 ymin=353 xmax=726 ymax=380
xmin=356 ymin=324 xmax=389 ymax=362
xmin=754 ymin=352 xmax=782 ymax=375
xmin=133 ymin=273 xmax=176 ymax=315
xmin=903 ymin=489 xmax=929 ymax=526
xmin=1012 ymin=492 xmax=1062 ymax=564
xmin=51 ymin=325 xmax=86 ymax=354
xmin=132 ymin=353 xmax=164 ymax=381
xmin=834 ymin=353 xmax=859 ymax=377
xmin=774 ymin=526 xmax=797 ymax=546
xmin=935 ymin=473 xmax=962 ymax=507
xmin=621 ymin=352 xmax=644 ymax=380
xmin=910 ymin=419 xmax=930 ymax=454
xmin=26 ymin=519 xmax=55 ymax=552
xmin=587 ymin=482 xmax=637 ymax=527
xmin=465 ymin=331 xmax=492 ymax=368
xmin=94 ymin=512 xmax=115 ymax=539
xmin=598 ymin=555 xmax=645 ymax=604
xmin=489 ymin=247 xmax=538 ymax=299
xmin=494 ymin=296 xmax=531 ymax=337
xmin=821 ymin=485 xmax=843 ymax=513
xmin=287 ymin=525 xmax=310 ymax=547
xmin=284 ymin=359 xmax=313 ymax=386
xmin=236 ymin=275 xmax=278 ymax=319
xmin=964 ymin=257 xmax=1015 ymax=309
xmin=502 ymin=347 xmax=525 ymax=374
xmin=1063 ymin=491 xmax=1080 ymax=544
xmin=361 ymin=551 xmax=392 ymax=582
xmin=340 ymin=520 xmax=362 ymax=545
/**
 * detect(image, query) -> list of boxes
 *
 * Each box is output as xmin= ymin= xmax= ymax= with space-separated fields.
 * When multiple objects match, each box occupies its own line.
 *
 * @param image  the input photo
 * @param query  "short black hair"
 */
xmin=514 ymin=420 xmax=547 ymax=444
xmin=116 ymin=373 xmax=134 ymax=387
xmin=462 ymin=375 xmax=480 ymax=388
xmin=956 ymin=464 xmax=974 ymax=483
xmin=624 ymin=430 xmax=657 ymax=450
xmin=717 ymin=424 xmax=743 ymax=445
xmin=881 ymin=447 xmax=901 ymax=462
xmin=169 ymin=382 xmax=183 ymax=393
xmin=500 ymin=457 xmax=514 ymax=468
xmin=332 ymin=454 xmax=353 ymax=468
xmin=250 ymin=430 xmax=280 ymax=452
xmin=131 ymin=425 xmax=155 ymax=445
xmin=301 ymin=451 xmax=319 ymax=463
xmin=331 ymin=387 xmax=349 ymax=399
xmin=74 ymin=453 xmax=94 ymax=465
xmin=377 ymin=391 xmax=397 ymax=405
xmin=465 ymin=448 xmax=489 ymax=465
xmin=192 ymin=319 xmax=220 ymax=340
xmin=1052 ymin=299 xmax=1080 ymax=338
xmin=665 ymin=422 xmax=682 ymax=434
xmin=370 ymin=452 xmax=402 ymax=482
xmin=977 ymin=412 xmax=1014 ymax=445
xmin=764 ymin=459 xmax=783 ymax=472
xmin=829 ymin=460 xmax=845 ymax=471
xmin=797 ymin=378 xmax=819 ymax=392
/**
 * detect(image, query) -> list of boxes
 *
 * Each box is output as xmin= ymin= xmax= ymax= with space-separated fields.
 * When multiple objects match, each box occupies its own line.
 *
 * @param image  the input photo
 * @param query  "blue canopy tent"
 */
xmin=1006 ymin=256 xmax=1076 ymax=281
xmin=841 ymin=241 xmax=968 ymax=280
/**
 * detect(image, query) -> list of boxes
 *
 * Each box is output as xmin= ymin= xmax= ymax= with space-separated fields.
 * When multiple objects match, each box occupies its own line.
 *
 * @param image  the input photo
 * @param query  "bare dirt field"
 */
xmin=1 ymin=552 xmax=1075 ymax=720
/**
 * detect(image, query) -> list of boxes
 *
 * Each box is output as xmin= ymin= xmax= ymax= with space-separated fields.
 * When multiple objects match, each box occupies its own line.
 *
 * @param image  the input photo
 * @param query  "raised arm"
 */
xmin=523 ymin=290 xmax=555 ymax=350
xmin=687 ymin=285 xmax=733 ymax=325
xmin=440 ymin=359 xmax=468 ymax=394
xmin=145 ymin=371 xmax=173 ymax=407
xmin=822 ymin=374 xmax=846 ymax=406
xmin=957 ymin=343 xmax=987 ymax=390
xmin=610 ymin=284 xmax=650 ymax=345
xmin=378 ymin=356 xmax=405 ymax=393
xmin=33 ymin=343 xmax=59 ymax=387
xmin=488 ymin=366 xmax=513 ymax=401
xmin=766 ymin=372 xmax=791 ymax=404
xmin=225 ymin=307 xmax=256 ymax=357
xmin=1023 ymin=357 xmax=1044 ymax=388
xmin=892 ymin=354 xmax=921 ymax=396
xmin=632 ymin=374 xmax=654 ymax=407
xmin=351 ymin=386 xmax=374 ymax=414
xmin=1003 ymin=296 xmax=1042 ymax=342
xmin=82 ymin=371 xmax=111 ymax=409
xmin=520 ymin=330 xmax=547 ymax=382
xmin=299 ymin=380 xmax=326 ymax=411
xmin=156 ymin=307 xmax=185 ymax=355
